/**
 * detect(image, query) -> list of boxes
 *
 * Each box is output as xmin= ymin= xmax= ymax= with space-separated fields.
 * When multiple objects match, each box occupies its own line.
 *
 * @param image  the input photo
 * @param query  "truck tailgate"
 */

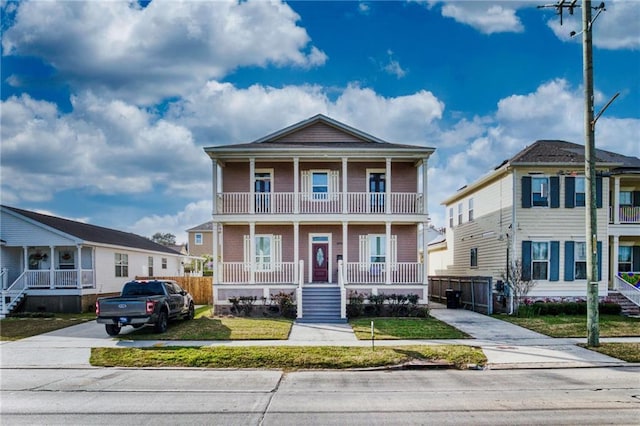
xmin=99 ymin=299 xmax=149 ymax=317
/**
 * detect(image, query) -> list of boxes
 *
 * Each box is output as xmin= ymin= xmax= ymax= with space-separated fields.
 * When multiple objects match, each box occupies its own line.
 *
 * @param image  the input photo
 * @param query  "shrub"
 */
xmin=367 ymin=294 xmax=386 ymax=316
xmin=346 ymin=291 xmax=365 ymax=318
xmin=517 ymin=300 xmax=622 ymax=317
xmin=228 ymin=296 xmax=257 ymax=316
xmin=271 ymin=291 xmax=297 ymax=319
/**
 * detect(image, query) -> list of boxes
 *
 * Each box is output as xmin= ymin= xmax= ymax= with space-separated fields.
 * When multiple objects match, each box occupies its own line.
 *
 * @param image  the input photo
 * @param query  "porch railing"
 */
xmin=218 ymin=262 xmax=297 ymax=284
xmin=609 ymin=206 xmax=640 ymax=224
xmin=217 ymin=192 xmax=423 ymax=215
xmin=614 ymin=275 xmax=640 ymax=307
xmin=9 ymin=270 xmax=95 ymax=289
xmin=344 ymin=262 xmax=423 ymax=284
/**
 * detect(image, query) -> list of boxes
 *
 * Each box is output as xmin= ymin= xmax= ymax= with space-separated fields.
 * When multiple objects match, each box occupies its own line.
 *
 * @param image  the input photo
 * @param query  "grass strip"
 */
xmin=0 ymin=313 xmax=95 ymax=341
xmin=90 ymin=345 xmax=486 ymax=370
xmin=578 ymin=342 xmax=640 ymax=363
xmin=119 ymin=316 xmax=293 ymax=340
xmin=494 ymin=314 xmax=640 ymax=338
xmin=350 ymin=317 xmax=469 ymax=340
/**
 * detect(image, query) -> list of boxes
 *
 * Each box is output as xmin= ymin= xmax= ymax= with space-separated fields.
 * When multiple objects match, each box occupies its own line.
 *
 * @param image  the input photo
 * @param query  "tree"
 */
xmin=501 ymin=259 xmax=536 ymax=316
xmin=151 ymin=232 xmax=176 ymax=246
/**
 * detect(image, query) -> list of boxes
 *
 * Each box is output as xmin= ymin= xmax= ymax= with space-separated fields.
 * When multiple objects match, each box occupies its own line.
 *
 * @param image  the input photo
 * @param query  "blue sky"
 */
xmin=2 ymin=0 xmax=639 ymax=243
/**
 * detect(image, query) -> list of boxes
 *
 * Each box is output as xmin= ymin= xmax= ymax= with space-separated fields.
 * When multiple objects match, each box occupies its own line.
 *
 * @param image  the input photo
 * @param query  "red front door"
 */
xmin=312 ymin=243 xmax=329 ymax=282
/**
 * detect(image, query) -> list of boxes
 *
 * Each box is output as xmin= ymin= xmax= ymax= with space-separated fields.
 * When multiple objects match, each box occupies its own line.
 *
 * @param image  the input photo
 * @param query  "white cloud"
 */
xmin=423 ymin=1 xmax=527 ymax=34
xmin=129 ymin=200 xmax=212 ymax=244
xmin=2 ymin=0 xmax=326 ymax=104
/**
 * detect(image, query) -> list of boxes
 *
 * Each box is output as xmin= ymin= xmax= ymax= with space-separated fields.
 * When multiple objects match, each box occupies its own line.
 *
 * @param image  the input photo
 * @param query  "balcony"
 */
xmin=216 ymin=192 xmax=424 ymax=215
xmin=609 ymin=206 xmax=640 ymax=224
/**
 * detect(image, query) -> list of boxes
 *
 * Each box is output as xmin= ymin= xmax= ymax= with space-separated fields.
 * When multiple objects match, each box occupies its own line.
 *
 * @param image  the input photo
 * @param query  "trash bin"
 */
xmin=445 ymin=289 xmax=461 ymax=309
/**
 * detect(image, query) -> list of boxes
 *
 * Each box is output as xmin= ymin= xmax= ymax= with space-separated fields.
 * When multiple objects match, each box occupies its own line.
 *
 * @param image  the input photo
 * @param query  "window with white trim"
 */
xmin=195 ymin=233 xmax=203 ymax=245
xmin=532 ymin=242 xmax=549 ymax=280
xmin=468 ymin=198 xmax=474 ymax=221
xmin=115 ymin=253 xmax=129 ymax=277
xmin=358 ymin=234 xmax=397 ymax=271
xmin=162 ymin=258 xmax=167 ymax=270
xmin=448 ymin=207 xmax=454 ymax=228
xmin=574 ymin=242 xmax=587 ymax=279
xmin=243 ymin=234 xmax=282 ymax=271
xmin=575 ymin=177 xmax=586 ymax=207
xmin=470 ymin=247 xmax=478 ymax=268
xmin=532 ymin=177 xmax=549 ymax=207
xmin=457 ymin=203 xmax=463 ymax=225
xmin=618 ymin=246 xmax=632 ymax=272
xmin=301 ymin=170 xmax=339 ymax=200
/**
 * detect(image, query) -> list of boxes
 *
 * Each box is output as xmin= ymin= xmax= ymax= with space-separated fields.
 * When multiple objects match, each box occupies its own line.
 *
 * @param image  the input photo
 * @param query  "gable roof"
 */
xmin=441 ymin=140 xmax=640 ymax=205
xmin=2 ymin=205 xmax=181 ymax=255
xmin=187 ymin=220 xmax=214 ymax=232
xmin=509 ymin=140 xmax=640 ymax=167
xmin=204 ymin=114 xmax=434 ymax=159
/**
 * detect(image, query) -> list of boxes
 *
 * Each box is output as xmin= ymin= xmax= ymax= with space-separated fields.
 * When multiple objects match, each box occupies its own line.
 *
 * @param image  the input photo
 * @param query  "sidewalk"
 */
xmin=1 ymin=307 xmax=637 ymax=370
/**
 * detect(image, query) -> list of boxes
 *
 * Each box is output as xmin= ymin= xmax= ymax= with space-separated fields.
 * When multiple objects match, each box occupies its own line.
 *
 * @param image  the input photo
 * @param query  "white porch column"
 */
xmin=76 ymin=245 xmax=82 ymax=288
xmin=385 ymin=222 xmax=391 ymax=285
xmin=422 ymin=158 xmax=429 ymax=215
xmin=612 ymin=235 xmax=619 ymax=287
xmin=613 ymin=176 xmax=620 ymax=224
xmin=249 ymin=158 xmax=255 ymax=214
xmin=385 ymin=157 xmax=391 ymax=214
xmin=294 ymin=157 xmax=300 ymax=214
xmin=422 ymin=221 xmax=429 ymax=287
xmin=293 ymin=221 xmax=299 ymax=284
xmin=212 ymin=221 xmax=219 ymax=285
xmin=249 ymin=222 xmax=256 ymax=284
xmin=342 ymin=158 xmax=348 ymax=213
xmin=49 ymin=246 xmax=55 ymax=289
xmin=342 ymin=221 xmax=348 ymax=284
xmin=212 ymin=160 xmax=219 ymax=215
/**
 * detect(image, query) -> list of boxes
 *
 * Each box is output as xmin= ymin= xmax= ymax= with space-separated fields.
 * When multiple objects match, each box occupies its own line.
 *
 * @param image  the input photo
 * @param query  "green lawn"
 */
xmin=350 ymin=317 xmax=469 ymax=340
xmin=580 ymin=342 xmax=640 ymax=363
xmin=90 ymin=344 xmax=487 ymax=370
xmin=495 ymin=314 xmax=640 ymax=338
xmin=119 ymin=315 xmax=293 ymax=340
xmin=0 ymin=312 xmax=96 ymax=341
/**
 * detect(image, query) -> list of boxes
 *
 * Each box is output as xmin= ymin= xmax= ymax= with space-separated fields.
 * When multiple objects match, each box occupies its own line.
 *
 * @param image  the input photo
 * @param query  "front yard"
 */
xmin=496 ymin=314 xmax=640 ymax=338
xmin=0 ymin=312 xmax=96 ymax=341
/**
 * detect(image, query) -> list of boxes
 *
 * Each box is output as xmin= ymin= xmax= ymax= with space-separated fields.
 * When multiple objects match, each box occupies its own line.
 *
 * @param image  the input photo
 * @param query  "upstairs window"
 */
xmin=468 ymin=198 xmax=474 ymax=222
xmin=448 ymin=207 xmax=454 ymax=228
xmin=195 ymin=233 xmax=203 ymax=245
xmin=574 ymin=177 xmax=586 ymax=207
xmin=532 ymin=177 xmax=549 ymax=207
xmin=470 ymin=247 xmax=478 ymax=268
xmin=457 ymin=203 xmax=463 ymax=225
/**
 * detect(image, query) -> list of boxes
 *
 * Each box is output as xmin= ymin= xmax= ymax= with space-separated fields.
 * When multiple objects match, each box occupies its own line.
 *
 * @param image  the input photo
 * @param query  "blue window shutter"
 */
xmin=550 ymin=177 xmax=560 ymax=208
xmin=550 ymin=241 xmax=560 ymax=281
xmin=596 ymin=177 xmax=603 ymax=208
xmin=632 ymin=246 xmax=640 ymax=271
xmin=565 ymin=177 xmax=575 ymax=208
xmin=633 ymin=192 xmax=640 ymax=207
xmin=597 ymin=241 xmax=602 ymax=281
xmin=522 ymin=177 xmax=532 ymax=208
xmin=522 ymin=241 xmax=532 ymax=281
xmin=564 ymin=241 xmax=575 ymax=281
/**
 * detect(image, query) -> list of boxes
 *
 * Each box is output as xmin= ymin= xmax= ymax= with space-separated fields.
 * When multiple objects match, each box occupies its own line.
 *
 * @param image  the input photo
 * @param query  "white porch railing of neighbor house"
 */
xmin=344 ymin=262 xmax=423 ymax=285
xmin=610 ymin=206 xmax=640 ymax=224
xmin=14 ymin=270 xmax=95 ymax=289
xmin=217 ymin=192 xmax=423 ymax=215
xmin=218 ymin=262 xmax=298 ymax=284
xmin=614 ymin=274 xmax=640 ymax=307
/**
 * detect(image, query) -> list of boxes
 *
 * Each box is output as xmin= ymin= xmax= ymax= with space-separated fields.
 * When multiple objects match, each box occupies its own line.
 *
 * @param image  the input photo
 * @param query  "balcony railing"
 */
xmin=217 ymin=192 xmax=424 ymax=215
xmin=609 ymin=206 xmax=640 ymax=224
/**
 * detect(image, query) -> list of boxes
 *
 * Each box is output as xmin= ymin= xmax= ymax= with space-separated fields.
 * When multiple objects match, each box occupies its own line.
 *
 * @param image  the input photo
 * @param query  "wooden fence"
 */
xmin=136 ymin=276 xmax=213 ymax=305
xmin=428 ymin=275 xmax=493 ymax=315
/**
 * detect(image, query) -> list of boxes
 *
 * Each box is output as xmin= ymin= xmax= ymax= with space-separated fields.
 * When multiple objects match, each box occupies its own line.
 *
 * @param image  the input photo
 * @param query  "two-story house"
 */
xmin=430 ymin=140 xmax=640 ymax=311
xmin=204 ymin=114 xmax=434 ymax=322
xmin=186 ymin=221 xmax=214 ymax=257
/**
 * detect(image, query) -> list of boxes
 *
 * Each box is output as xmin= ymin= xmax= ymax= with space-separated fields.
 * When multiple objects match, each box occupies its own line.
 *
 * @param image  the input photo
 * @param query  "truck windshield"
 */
xmin=121 ymin=282 xmax=165 ymax=296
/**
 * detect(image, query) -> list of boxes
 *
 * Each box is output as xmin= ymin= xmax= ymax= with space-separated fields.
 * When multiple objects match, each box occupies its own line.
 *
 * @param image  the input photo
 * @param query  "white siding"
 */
xmin=1 ymin=211 xmax=77 ymax=246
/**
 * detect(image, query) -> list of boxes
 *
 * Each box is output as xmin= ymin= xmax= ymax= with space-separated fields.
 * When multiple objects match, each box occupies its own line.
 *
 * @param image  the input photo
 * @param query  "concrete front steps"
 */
xmin=298 ymin=285 xmax=346 ymax=323
xmin=608 ymin=292 xmax=640 ymax=316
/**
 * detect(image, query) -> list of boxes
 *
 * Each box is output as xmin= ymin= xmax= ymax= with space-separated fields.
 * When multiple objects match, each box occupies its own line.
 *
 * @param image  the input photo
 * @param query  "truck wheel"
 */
xmin=105 ymin=324 xmax=121 ymax=336
xmin=185 ymin=302 xmax=195 ymax=321
xmin=154 ymin=310 xmax=168 ymax=333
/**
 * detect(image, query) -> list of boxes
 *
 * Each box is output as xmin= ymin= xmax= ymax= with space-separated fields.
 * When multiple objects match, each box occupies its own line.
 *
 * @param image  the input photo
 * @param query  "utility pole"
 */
xmin=538 ymin=0 xmax=611 ymax=346
xmin=582 ymin=0 xmax=599 ymax=347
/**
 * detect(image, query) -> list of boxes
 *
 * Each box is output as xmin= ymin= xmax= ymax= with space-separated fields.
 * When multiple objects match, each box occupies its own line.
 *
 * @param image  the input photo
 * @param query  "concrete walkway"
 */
xmin=1 ymin=307 xmax=638 ymax=370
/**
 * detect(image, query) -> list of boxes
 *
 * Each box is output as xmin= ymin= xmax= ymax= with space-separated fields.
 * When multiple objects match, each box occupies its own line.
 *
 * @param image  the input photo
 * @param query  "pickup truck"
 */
xmin=96 ymin=279 xmax=195 ymax=336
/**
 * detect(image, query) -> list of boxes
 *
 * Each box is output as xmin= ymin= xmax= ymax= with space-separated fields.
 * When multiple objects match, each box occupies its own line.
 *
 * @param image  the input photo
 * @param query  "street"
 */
xmin=2 ymin=367 xmax=638 ymax=425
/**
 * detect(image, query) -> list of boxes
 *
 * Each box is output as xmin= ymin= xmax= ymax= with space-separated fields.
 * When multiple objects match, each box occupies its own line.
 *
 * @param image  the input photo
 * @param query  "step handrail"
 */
xmin=614 ymin=275 xmax=640 ymax=307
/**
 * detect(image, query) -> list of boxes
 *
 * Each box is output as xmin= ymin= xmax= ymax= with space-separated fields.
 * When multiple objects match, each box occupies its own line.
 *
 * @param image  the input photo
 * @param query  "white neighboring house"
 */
xmin=429 ymin=140 xmax=640 ymax=308
xmin=1 ymin=205 xmax=187 ymax=316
